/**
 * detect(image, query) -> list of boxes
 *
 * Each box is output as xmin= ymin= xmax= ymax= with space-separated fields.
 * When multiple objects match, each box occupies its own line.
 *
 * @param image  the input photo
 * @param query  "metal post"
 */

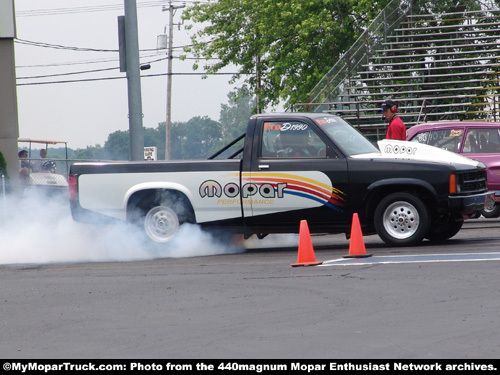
xmin=255 ymin=54 xmax=261 ymax=114
xmin=0 ymin=1 xmax=20 ymax=190
xmin=124 ymin=0 xmax=144 ymax=161
xmin=2 ymin=175 xmax=5 ymax=222
xmin=494 ymin=95 xmax=497 ymax=122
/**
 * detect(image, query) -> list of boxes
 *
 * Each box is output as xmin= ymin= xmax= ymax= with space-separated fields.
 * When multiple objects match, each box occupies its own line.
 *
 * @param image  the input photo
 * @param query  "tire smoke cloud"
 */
xmin=0 ymin=190 xmax=246 ymax=265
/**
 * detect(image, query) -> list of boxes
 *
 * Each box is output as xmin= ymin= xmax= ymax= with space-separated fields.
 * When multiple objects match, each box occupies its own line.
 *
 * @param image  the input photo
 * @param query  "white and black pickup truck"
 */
xmin=69 ymin=113 xmax=494 ymax=247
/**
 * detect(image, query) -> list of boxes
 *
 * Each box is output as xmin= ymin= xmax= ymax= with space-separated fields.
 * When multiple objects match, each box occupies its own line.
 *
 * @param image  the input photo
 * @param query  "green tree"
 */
xmin=104 ymin=130 xmax=130 ymax=160
xmin=171 ymin=116 xmax=222 ymax=159
xmin=183 ymin=0 xmax=390 ymax=109
xmin=105 ymin=126 xmax=168 ymax=160
xmin=219 ymin=86 xmax=255 ymax=141
xmin=74 ymin=132 xmax=130 ymax=161
xmin=73 ymin=145 xmax=107 ymax=160
xmin=0 ymin=151 xmax=8 ymax=180
xmin=72 ymin=124 xmax=169 ymax=161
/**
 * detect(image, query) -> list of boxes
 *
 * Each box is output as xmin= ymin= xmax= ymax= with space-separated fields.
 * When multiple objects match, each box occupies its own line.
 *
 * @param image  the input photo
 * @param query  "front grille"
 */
xmin=457 ymin=169 xmax=487 ymax=193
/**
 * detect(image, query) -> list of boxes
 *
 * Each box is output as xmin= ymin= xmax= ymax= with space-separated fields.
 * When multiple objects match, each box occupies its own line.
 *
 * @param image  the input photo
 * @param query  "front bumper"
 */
xmin=493 ymin=190 xmax=500 ymax=203
xmin=448 ymin=192 xmax=495 ymax=214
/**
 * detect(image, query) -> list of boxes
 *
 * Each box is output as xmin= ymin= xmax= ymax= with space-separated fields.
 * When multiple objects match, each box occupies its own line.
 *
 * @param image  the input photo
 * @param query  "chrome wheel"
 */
xmin=374 ymin=192 xmax=430 ymax=246
xmin=144 ymin=205 xmax=179 ymax=243
xmin=382 ymin=201 xmax=420 ymax=240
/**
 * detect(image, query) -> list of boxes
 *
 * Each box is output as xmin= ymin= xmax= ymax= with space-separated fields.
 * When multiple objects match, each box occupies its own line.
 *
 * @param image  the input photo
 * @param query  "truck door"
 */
xmin=243 ymin=117 xmax=349 ymax=229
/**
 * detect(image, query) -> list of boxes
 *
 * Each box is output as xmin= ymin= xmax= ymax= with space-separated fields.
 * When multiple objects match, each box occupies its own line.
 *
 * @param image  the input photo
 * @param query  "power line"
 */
xmin=14 ymin=38 xmax=199 ymax=53
xmin=15 ymin=71 xmax=242 ymax=86
xmin=16 ymin=56 xmax=169 ymax=79
xmin=15 ymin=52 xmax=163 ymax=68
xmin=15 ymin=38 xmax=118 ymax=53
xmin=17 ymin=66 xmax=119 ymax=80
xmin=15 ymin=1 xmax=211 ymax=17
xmin=16 ymin=53 xmax=220 ymax=72
xmin=16 ymin=54 xmax=217 ymax=69
xmin=15 ymin=1 xmax=182 ymax=17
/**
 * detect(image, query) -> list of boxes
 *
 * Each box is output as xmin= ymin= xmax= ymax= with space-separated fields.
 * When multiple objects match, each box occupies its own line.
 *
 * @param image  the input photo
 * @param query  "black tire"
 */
xmin=480 ymin=203 xmax=500 ymax=218
xmin=374 ymin=192 xmax=431 ymax=246
xmin=425 ymin=214 xmax=463 ymax=242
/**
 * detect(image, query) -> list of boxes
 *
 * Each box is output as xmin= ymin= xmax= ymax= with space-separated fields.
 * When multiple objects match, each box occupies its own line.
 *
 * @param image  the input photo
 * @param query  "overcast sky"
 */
xmin=13 ymin=0 xmax=245 ymax=149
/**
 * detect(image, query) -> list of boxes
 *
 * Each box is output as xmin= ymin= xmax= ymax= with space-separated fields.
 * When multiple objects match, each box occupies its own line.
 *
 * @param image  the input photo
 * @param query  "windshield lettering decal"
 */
xmin=315 ymin=117 xmax=338 ymax=125
xmin=264 ymin=122 xmax=308 ymax=132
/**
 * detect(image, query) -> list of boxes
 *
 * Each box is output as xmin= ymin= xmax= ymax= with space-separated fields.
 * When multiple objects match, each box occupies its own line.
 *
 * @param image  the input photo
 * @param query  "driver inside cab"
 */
xmin=278 ymin=129 xmax=316 ymax=157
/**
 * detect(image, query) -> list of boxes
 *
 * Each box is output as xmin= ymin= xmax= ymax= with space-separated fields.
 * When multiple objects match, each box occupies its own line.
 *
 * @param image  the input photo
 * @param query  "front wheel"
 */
xmin=480 ymin=203 xmax=500 ymax=218
xmin=374 ymin=192 xmax=431 ymax=246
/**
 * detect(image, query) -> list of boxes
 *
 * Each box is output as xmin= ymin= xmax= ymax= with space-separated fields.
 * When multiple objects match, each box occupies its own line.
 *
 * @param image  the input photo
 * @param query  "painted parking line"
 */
xmin=320 ymin=252 xmax=500 ymax=266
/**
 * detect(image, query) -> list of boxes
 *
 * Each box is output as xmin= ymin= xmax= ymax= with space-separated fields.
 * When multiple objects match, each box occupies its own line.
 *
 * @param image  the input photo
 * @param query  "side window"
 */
xmin=428 ymin=129 xmax=462 ymax=152
xmin=410 ymin=131 xmax=430 ymax=144
xmin=463 ymin=129 xmax=480 ymax=153
xmin=465 ymin=128 xmax=500 ymax=153
xmin=486 ymin=129 xmax=500 ymax=152
xmin=260 ymin=121 xmax=327 ymax=158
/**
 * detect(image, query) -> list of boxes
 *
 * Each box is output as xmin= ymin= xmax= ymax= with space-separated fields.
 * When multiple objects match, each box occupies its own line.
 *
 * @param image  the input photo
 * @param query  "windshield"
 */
xmin=313 ymin=116 xmax=379 ymax=156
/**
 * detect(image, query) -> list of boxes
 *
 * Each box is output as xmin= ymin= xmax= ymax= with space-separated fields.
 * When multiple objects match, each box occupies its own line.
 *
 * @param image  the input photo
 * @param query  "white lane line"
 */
xmin=320 ymin=252 xmax=500 ymax=266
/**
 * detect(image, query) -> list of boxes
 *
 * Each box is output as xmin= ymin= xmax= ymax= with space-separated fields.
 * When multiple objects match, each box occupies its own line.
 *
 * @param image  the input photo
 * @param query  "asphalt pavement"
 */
xmin=1 ymin=219 xmax=499 ymax=359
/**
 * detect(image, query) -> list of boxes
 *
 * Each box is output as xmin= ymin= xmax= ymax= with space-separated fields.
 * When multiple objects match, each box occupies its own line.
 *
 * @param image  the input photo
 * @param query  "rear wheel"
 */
xmin=144 ymin=206 xmax=180 ymax=243
xmin=131 ymin=191 xmax=194 ymax=243
xmin=374 ymin=192 xmax=430 ymax=246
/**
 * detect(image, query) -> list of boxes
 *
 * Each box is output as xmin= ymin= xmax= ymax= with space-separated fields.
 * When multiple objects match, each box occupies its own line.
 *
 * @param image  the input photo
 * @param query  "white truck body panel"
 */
xmin=78 ymin=170 xmax=332 ymax=222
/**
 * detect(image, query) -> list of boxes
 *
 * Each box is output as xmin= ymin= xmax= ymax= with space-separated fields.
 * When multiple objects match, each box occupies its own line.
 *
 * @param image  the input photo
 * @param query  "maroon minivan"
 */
xmin=407 ymin=121 xmax=500 ymax=218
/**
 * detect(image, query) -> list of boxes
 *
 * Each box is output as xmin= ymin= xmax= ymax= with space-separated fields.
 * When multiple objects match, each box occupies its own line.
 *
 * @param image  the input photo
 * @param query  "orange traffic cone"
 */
xmin=344 ymin=213 xmax=372 ymax=258
xmin=291 ymin=220 xmax=323 ymax=267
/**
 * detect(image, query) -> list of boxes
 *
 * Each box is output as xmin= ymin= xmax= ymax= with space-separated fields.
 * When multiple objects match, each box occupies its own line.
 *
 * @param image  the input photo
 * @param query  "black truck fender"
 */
xmin=363 ymin=178 xmax=437 ymax=222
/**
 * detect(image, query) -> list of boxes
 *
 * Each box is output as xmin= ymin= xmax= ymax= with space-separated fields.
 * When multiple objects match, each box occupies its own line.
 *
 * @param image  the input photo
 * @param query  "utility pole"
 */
xmin=162 ymin=1 xmax=185 ymax=160
xmin=118 ymin=0 xmax=145 ymax=161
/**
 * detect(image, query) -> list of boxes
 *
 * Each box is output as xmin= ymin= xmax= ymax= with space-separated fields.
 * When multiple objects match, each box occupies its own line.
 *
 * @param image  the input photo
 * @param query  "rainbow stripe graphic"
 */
xmin=242 ymin=172 xmax=345 ymax=212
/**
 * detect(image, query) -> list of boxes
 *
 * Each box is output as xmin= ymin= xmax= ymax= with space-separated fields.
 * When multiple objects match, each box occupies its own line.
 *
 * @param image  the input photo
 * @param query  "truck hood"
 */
xmin=352 ymin=140 xmax=480 ymax=168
